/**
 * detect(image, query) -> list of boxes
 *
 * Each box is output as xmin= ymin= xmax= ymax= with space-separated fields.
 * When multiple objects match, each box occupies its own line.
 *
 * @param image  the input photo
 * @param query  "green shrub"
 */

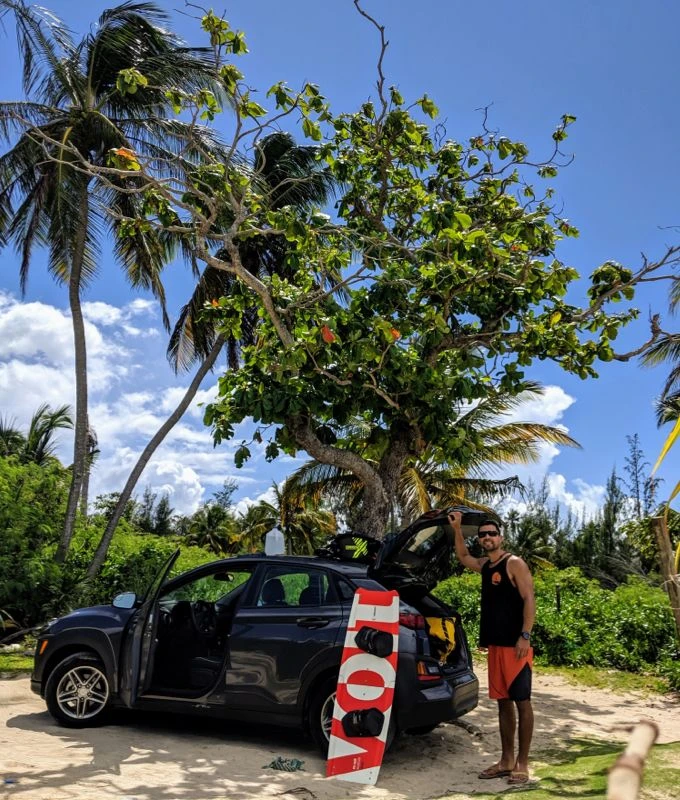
xmin=434 ymin=564 xmax=677 ymax=685
xmin=0 ymin=458 xmax=69 ymax=625
xmin=64 ymin=526 xmax=216 ymax=607
xmin=657 ymin=652 xmax=680 ymax=691
xmin=434 ymin=571 xmax=481 ymax=645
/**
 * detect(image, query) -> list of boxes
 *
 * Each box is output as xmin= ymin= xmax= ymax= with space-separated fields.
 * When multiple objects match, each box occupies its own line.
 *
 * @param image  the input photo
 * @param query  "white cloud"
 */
xmin=0 ymin=360 xmax=75 ymax=423
xmin=502 ymin=385 xmax=575 ymax=426
xmin=126 ymin=298 xmax=157 ymax=317
xmin=0 ymin=296 xmax=129 ymax=400
xmin=0 ymin=292 xmax=264 ymax=514
xmin=234 ymin=484 xmax=279 ymax=517
xmin=499 ymin=473 xmax=605 ymax=523
xmin=82 ymin=301 xmax=124 ymax=326
xmin=545 ymin=473 xmax=606 ymax=521
xmin=82 ymin=298 xmax=157 ymax=327
xmin=158 ymin=385 xmax=219 ymax=419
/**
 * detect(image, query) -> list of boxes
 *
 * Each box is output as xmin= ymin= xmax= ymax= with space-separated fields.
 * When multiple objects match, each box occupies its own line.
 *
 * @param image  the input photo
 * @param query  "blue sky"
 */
xmin=1 ymin=0 xmax=679 ymax=519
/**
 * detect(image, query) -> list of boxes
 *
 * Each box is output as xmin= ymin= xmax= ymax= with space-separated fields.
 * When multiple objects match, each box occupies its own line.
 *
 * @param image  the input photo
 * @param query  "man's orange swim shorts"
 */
xmin=487 ymin=645 xmax=533 ymax=701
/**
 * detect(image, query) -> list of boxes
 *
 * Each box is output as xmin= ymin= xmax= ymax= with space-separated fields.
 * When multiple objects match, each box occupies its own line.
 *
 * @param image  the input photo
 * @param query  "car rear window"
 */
xmin=351 ymin=578 xmax=388 ymax=592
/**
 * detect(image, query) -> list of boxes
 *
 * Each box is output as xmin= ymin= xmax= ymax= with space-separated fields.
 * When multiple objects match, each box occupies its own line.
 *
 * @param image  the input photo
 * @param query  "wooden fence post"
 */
xmin=606 ymin=720 xmax=659 ymax=800
xmin=651 ymin=516 xmax=680 ymax=642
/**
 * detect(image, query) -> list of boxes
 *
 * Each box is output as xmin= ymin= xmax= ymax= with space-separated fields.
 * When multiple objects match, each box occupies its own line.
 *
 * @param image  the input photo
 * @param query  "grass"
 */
xmin=535 ymin=663 xmax=670 ymax=696
xmin=441 ymin=738 xmax=680 ymax=800
xmin=0 ymin=650 xmax=33 ymax=674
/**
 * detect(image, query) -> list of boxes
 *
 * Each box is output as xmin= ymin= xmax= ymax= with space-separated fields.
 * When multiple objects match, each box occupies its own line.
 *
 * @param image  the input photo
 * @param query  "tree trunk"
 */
xmin=55 ymin=192 xmax=90 ymax=563
xmin=353 ymin=492 xmax=391 ymax=538
xmin=79 ymin=416 xmax=93 ymax=519
xmin=86 ymin=337 xmax=225 ymax=577
xmin=651 ymin=515 xmax=680 ymax=643
xmin=377 ymin=430 xmax=411 ymax=531
xmin=288 ymin=414 xmax=392 ymax=538
xmin=79 ymin=461 xmax=90 ymax=519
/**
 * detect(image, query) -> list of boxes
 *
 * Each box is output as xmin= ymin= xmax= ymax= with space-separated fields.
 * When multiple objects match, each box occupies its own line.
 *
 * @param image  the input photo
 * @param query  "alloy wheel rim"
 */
xmin=56 ymin=665 xmax=109 ymax=720
xmin=320 ymin=691 xmax=336 ymax=741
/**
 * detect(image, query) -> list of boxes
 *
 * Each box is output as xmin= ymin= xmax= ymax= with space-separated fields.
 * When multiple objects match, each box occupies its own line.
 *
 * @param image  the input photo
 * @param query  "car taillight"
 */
xmin=399 ymin=612 xmax=426 ymax=630
xmin=416 ymin=660 xmax=441 ymax=681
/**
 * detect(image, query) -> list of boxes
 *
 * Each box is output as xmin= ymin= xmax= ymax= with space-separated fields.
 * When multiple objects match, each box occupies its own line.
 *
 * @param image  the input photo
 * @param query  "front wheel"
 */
xmin=308 ymin=676 xmax=397 ymax=756
xmin=45 ymin=652 xmax=111 ymax=728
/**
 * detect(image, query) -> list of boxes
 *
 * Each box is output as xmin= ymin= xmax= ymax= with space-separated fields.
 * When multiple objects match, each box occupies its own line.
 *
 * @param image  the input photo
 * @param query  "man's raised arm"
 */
xmin=448 ymin=511 xmax=485 ymax=573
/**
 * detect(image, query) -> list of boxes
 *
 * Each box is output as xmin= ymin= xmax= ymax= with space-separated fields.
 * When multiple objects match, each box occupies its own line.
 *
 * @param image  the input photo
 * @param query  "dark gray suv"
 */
xmin=31 ymin=509 xmax=479 ymax=752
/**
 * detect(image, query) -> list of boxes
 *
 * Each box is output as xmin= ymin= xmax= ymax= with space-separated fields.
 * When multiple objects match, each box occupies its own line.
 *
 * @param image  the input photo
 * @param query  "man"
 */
xmin=447 ymin=510 xmax=535 ymax=785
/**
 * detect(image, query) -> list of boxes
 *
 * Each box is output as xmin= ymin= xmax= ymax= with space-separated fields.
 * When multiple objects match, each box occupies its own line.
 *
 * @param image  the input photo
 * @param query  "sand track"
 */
xmin=1 ymin=672 xmax=678 ymax=799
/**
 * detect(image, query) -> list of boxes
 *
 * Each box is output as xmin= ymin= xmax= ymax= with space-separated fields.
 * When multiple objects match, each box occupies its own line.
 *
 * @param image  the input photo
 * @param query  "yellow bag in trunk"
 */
xmin=425 ymin=617 xmax=456 ymax=663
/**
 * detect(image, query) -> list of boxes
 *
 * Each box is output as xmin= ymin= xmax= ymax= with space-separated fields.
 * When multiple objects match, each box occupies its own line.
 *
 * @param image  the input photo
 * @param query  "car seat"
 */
xmin=298 ymin=585 xmax=321 ymax=605
xmin=261 ymin=577 xmax=286 ymax=606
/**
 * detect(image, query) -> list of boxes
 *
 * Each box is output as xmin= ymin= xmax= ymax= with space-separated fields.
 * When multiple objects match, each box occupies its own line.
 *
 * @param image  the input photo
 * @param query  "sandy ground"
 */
xmin=1 ymin=671 xmax=678 ymax=800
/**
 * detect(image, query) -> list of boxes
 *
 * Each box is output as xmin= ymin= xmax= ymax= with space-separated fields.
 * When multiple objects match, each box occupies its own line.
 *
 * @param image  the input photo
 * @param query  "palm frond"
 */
xmin=25 ymin=402 xmax=73 ymax=464
xmin=481 ymin=422 xmax=580 ymax=448
xmin=1 ymin=0 xmax=75 ymax=96
xmin=0 ymin=415 xmax=26 ymax=456
xmin=669 ymin=277 xmax=680 ymax=312
xmin=167 ymin=266 xmax=235 ymax=371
xmin=655 ymin=393 xmax=680 ymax=427
xmin=253 ymin=131 xmax=338 ymax=210
xmin=641 ymin=335 xmax=680 ymax=367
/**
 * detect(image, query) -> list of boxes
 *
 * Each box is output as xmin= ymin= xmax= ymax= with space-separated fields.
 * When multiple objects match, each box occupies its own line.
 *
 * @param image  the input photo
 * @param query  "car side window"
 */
xmin=336 ymin=578 xmax=358 ymax=602
xmin=161 ymin=569 xmax=252 ymax=605
xmin=254 ymin=567 xmax=331 ymax=608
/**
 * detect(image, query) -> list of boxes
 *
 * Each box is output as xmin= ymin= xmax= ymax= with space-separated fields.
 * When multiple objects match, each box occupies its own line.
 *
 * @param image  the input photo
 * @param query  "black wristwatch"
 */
xmin=520 ymin=631 xmax=531 ymax=640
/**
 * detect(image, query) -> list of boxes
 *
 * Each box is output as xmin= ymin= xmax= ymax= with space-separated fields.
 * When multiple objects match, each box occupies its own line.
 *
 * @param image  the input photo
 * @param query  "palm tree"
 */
xmin=87 ymin=132 xmax=337 ymax=575
xmin=79 ymin=421 xmax=99 ymax=517
xmin=236 ymin=503 xmax=276 ymax=553
xmin=282 ymin=384 xmax=580 ymax=530
xmin=503 ymin=507 xmax=555 ymax=569
xmin=23 ymin=403 xmax=73 ymax=465
xmin=0 ymin=0 xmax=221 ymax=561
xmin=186 ymin=503 xmax=241 ymax=555
xmin=0 ymin=403 xmax=72 ymax=464
xmin=0 ymin=417 xmax=26 ymax=457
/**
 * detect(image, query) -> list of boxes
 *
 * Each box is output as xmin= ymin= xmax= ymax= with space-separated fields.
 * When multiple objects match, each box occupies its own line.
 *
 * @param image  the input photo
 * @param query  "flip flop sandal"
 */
xmin=507 ymin=771 xmax=530 ymax=784
xmin=478 ymin=765 xmax=512 ymax=779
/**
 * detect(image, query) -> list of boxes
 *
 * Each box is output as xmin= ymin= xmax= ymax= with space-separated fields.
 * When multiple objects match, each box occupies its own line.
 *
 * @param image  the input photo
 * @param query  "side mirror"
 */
xmin=112 ymin=592 xmax=137 ymax=609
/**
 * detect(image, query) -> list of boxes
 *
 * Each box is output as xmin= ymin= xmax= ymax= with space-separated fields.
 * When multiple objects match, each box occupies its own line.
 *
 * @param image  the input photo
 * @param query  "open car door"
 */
xmin=119 ymin=549 xmax=180 ymax=707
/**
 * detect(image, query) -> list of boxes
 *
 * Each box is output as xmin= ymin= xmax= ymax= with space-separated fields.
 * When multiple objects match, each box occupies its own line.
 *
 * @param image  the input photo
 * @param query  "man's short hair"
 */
xmin=477 ymin=517 xmax=502 ymax=534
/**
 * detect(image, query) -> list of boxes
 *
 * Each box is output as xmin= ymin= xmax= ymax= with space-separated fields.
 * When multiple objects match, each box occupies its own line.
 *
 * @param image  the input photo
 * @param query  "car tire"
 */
xmin=405 ymin=723 xmax=439 ymax=735
xmin=45 ymin=652 xmax=111 ymax=728
xmin=309 ymin=676 xmax=397 ymax=757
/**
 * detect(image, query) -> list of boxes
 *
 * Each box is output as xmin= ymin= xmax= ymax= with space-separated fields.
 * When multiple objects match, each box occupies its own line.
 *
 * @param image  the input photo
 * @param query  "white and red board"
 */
xmin=326 ymin=587 xmax=400 ymax=785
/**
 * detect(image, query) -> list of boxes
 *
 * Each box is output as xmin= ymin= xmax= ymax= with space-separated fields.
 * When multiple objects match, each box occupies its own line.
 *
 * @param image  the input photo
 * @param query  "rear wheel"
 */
xmin=45 ymin=652 xmax=110 ymax=728
xmin=406 ymin=723 xmax=439 ymax=735
xmin=308 ymin=676 xmax=397 ymax=756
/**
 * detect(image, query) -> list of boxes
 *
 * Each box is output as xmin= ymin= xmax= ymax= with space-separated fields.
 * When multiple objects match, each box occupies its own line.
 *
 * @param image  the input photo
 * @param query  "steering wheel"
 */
xmin=191 ymin=600 xmax=217 ymax=637
xmin=158 ymin=606 xmax=172 ymax=629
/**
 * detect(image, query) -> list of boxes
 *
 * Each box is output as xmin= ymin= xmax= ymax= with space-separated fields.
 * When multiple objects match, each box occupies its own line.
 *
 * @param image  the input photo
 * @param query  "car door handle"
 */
xmin=297 ymin=616 xmax=330 ymax=628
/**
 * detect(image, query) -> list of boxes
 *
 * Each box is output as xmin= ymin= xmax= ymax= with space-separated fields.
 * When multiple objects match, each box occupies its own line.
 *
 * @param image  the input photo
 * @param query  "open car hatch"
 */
xmin=372 ymin=506 xmax=495 ymax=591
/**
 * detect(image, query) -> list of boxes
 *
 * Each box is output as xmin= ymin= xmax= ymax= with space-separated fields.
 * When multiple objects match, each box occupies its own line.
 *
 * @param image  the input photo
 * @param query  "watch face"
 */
xmin=521 ymin=632 xmax=530 ymax=640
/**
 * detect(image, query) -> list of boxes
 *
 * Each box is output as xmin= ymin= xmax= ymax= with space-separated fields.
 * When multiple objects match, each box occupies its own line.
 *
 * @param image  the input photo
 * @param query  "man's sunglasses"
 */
xmin=477 ymin=530 xmax=500 ymax=539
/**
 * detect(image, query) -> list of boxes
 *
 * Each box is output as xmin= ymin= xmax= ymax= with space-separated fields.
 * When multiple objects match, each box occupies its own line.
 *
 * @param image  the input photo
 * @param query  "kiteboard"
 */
xmin=326 ymin=586 xmax=400 ymax=785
